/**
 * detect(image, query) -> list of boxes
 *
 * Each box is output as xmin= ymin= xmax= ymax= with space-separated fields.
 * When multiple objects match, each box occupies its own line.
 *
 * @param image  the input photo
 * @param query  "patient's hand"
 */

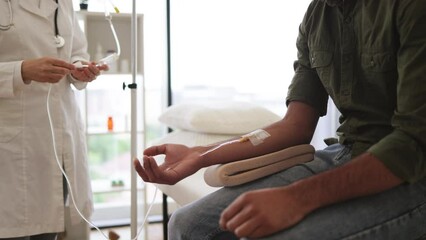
xmin=134 ymin=144 xmax=203 ymax=185
xmin=219 ymin=187 xmax=308 ymax=238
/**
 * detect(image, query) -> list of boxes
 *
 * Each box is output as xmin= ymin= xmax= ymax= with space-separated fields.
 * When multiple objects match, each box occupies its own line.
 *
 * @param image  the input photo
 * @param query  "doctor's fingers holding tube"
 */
xmin=21 ymin=57 xmax=76 ymax=83
xmin=70 ymin=61 xmax=109 ymax=82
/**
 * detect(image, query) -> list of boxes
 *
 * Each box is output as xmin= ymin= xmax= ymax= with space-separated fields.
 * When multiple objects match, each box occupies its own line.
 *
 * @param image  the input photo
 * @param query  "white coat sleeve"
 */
xmin=68 ymin=9 xmax=89 ymax=90
xmin=0 ymin=61 xmax=27 ymax=98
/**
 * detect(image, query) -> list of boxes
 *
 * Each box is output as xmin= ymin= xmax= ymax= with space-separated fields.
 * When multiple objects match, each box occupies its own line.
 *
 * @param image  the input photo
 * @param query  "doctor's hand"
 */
xmin=220 ymin=187 xmax=309 ymax=238
xmin=22 ymin=57 xmax=76 ymax=83
xmin=70 ymin=61 xmax=109 ymax=82
xmin=134 ymin=144 xmax=203 ymax=185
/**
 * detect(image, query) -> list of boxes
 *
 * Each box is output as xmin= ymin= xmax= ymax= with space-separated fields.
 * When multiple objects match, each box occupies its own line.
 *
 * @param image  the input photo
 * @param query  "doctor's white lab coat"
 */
xmin=0 ymin=0 xmax=93 ymax=237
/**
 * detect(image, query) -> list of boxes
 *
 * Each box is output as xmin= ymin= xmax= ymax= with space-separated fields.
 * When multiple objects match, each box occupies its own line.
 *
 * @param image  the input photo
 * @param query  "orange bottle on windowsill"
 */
xmin=107 ymin=116 xmax=114 ymax=131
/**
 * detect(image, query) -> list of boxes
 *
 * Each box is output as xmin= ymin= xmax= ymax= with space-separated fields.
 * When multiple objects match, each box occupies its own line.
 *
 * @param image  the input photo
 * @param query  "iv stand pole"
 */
xmin=130 ymin=0 xmax=141 ymax=238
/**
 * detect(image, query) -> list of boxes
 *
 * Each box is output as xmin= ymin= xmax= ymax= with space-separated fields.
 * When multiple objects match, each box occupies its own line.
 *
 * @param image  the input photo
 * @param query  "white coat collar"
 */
xmin=19 ymin=0 xmax=57 ymax=19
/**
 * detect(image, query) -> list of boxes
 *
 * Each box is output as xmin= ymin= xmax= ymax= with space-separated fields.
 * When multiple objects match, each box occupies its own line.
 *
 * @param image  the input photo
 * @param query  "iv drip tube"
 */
xmin=44 ymin=1 xmax=148 ymax=239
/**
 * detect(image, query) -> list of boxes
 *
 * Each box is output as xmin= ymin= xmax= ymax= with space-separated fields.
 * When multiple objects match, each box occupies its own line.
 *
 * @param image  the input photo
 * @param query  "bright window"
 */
xmin=169 ymin=0 xmax=338 ymax=148
xmin=170 ymin=0 xmax=312 ymax=116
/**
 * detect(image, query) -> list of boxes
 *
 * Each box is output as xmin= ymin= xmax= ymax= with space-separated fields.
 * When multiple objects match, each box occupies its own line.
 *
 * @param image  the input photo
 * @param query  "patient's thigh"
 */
xmin=168 ymin=169 xmax=312 ymax=240
xmin=168 ymin=144 xmax=347 ymax=239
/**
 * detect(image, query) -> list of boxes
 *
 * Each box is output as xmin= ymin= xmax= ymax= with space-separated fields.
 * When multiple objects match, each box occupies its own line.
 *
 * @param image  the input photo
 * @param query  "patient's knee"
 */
xmin=168 ymin=207 xmax=191 ymax=239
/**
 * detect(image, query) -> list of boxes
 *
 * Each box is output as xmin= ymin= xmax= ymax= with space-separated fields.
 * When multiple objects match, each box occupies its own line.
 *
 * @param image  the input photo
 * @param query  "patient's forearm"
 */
xmin=288 ymin=153 xmax=403 ymax=213
xmin=197 ymin=125 xmax=311 ymax=168
xmin=198 ymin=101 xmax=319 ymax=167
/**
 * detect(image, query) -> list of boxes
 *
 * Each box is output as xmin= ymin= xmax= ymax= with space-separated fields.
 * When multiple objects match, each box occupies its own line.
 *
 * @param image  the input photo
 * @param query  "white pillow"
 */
xmin=158 ymin=101 xmax=281 ymax=135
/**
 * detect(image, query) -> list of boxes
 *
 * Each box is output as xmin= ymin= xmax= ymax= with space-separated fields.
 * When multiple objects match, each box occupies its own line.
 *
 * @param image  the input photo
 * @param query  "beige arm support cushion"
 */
xmin=204 ymin=144 xmax=315 ymax=187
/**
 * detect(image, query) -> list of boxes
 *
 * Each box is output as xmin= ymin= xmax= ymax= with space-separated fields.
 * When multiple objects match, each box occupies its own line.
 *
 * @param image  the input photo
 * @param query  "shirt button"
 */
xmin=345 ymin=16 xmax=352 ymax=24
xmin=370 ymin=60 xmax=375 ymax=67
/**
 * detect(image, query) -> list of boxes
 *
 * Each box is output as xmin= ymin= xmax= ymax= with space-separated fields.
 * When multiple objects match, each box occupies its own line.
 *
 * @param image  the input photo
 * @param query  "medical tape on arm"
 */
xmin=200 ymin=129 xmax=270 ymax=156
xmin=239 ymin=129 xmax=271 ymax=146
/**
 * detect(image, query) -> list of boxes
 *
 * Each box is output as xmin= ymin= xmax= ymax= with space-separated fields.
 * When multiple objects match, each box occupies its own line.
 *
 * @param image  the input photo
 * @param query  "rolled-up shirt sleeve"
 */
xmin=368 ymin=0 xmax=426 ymax=183
xmin=286 ymin=16 xmax=329 ymax=117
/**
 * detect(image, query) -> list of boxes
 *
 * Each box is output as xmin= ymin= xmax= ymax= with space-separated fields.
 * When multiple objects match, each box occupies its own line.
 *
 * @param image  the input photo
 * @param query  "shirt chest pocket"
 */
xmin=361 ymin=52 xmax=396 ymax=72
xmin=361 ymin=52 xmax=397 ymax=89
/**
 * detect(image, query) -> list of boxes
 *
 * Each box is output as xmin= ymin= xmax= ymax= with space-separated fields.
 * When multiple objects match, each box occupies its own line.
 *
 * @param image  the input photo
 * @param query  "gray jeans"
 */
xmin=168 ymin=144 xmax=426 ymax=240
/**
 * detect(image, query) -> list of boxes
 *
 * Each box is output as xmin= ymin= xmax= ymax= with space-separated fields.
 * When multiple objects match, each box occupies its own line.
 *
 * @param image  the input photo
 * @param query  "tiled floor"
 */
xmin=90 ymin=223 xmax=164 ymax=240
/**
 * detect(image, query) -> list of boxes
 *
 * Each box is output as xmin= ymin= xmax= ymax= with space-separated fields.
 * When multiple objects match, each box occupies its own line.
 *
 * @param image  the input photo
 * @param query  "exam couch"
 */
xmin=151 ymin=101 xmax=282 ymax=239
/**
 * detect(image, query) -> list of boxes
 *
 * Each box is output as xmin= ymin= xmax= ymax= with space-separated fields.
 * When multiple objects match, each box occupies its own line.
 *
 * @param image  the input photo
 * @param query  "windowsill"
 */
xmin=92 ymin=179 xmax=144 ymax=194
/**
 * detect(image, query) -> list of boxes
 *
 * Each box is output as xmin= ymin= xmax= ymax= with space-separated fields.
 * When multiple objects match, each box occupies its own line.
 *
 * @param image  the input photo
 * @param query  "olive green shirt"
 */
xmin=287 ymin=0 xmax=426 ymax=183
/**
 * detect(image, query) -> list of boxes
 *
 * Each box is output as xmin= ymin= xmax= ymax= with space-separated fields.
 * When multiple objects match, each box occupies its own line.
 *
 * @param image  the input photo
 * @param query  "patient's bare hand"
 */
xmin=134 ymin=144 xmax=203 ymax=185
xmin=219 ymin=187 xmax=308 ymax=238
